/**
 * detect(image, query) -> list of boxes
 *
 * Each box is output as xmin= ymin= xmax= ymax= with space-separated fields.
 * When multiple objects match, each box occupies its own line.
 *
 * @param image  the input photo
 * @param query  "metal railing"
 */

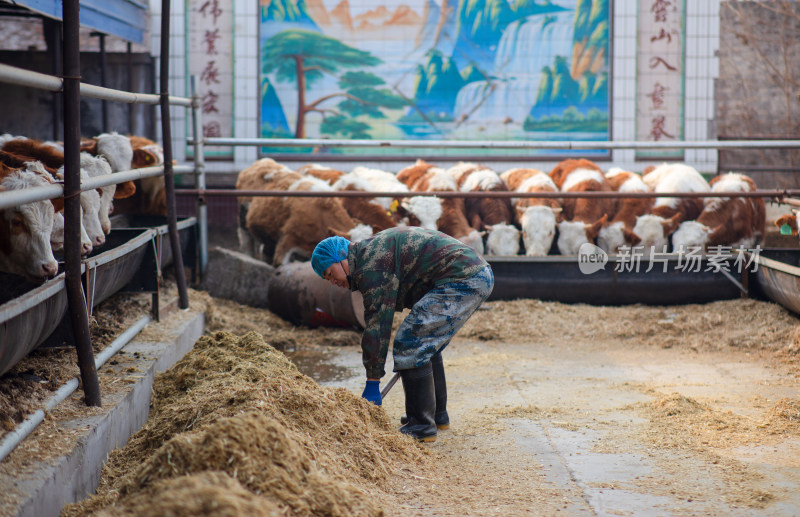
xmin=0 ymin=0 xmax=197 ymax=415
xmin=198 ymin=136 xmax=800 ymax=151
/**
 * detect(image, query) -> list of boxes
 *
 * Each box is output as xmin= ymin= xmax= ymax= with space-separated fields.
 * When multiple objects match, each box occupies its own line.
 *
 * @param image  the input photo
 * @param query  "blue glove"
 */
xmin=361 ymin=380 xmax=382 ymax=406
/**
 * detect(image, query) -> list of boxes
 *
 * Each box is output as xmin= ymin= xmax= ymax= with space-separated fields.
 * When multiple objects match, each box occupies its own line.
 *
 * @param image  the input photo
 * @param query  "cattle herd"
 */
xmin=237 ymin=157 xmax=772 ymax=266
xmin=0 ymin=133 xmax=166 ymax=283
xmin=0 ymin=137 xmax=784 ymax=287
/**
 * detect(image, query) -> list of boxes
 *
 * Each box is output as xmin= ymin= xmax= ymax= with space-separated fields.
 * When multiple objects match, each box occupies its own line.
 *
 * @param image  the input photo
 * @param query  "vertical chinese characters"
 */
xmin=636 ymin=0 xmax=684 ymax=158
xmin=188 ymin=0 xmax=232 ymax=156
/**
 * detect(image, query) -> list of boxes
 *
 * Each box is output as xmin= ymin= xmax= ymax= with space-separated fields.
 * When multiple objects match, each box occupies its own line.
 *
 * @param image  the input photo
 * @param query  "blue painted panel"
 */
xmin=13 ymin=0 xmax=147 ymax=44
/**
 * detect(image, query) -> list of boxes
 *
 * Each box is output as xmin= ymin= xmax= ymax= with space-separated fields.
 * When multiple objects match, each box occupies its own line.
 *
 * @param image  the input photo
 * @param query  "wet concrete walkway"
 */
xmin=290 ymin=333 xmax=800 ymax=516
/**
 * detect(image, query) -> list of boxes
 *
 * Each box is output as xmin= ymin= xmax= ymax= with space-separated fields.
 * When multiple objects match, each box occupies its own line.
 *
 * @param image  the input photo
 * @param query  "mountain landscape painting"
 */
xmin=259 ymin=0 xmax=609 ymax=157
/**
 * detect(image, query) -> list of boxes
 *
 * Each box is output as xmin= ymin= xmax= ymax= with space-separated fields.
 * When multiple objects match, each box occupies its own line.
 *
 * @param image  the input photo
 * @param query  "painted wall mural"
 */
xmin=259 ymin=0 xmax=610 ymax=157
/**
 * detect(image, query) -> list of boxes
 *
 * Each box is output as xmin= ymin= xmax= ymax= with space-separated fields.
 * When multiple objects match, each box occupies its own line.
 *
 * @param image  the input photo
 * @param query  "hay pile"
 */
xmin=759 ymin=398 xmax=800 ymax=435
xmin=462 ymin=298 xmax=798 ymax=353
xmin=63 ymin=331 xmax=427 ymax=517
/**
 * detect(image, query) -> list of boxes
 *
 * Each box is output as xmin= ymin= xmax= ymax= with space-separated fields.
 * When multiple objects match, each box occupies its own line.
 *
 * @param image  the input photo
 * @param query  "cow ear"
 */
xmin=598 ymin=213 xmax=610 ymax=227
xmin=114 ymin=181 xmax=136 ymax=199
xmin=327 ymin=226 xmax=350 ymax=238
xmin=80 ymin=138 xmax=98 ymax=154
xmin=51 ymin=197 xmax=65 ymax=213
xmin=586 ymin=218 xmax=605 ymax=241
xmin=708 ymin=224 xmax=726 ymax=243
xmin=662 ymin=213 xmax=681 ymax=235
xmin=623 ymin=227 xmax=641 ymax=246
xmin=132 ymin=148 xmax=157 ymax=168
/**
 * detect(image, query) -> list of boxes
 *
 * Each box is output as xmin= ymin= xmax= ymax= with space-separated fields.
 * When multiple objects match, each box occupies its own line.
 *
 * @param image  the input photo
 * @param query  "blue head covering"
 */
xmin=311 ymin=236 xmax=351 ymax=278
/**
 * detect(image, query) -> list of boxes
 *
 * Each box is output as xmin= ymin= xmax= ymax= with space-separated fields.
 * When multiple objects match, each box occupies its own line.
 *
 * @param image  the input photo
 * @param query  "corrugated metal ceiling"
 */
xmin=1 ymin=0 xmax=147 ymax=43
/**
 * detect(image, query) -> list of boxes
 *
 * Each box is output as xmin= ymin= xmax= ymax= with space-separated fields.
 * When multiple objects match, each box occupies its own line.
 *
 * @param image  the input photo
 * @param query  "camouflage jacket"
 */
xmin=348 ymin=227 xmax=487 ymax=379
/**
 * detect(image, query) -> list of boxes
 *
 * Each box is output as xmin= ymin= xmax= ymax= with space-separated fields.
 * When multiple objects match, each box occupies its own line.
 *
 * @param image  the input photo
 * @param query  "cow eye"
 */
xmin=11 ymin=217 xmax=24 ymax=230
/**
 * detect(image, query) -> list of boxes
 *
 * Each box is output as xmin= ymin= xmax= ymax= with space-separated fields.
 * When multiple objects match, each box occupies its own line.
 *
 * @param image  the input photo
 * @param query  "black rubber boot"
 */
xmin=431 ymin=351 xmax=449 ymax=430
xmin=399 ymin=362 xmax=437 ymax=442
xmin=401 ymin=352 xmax=450 ymax=430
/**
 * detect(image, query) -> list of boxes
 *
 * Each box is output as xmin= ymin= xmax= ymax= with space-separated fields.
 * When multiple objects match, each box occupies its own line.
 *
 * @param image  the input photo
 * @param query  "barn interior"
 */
xmin=1 ymin=1 xmax=800 ymax=517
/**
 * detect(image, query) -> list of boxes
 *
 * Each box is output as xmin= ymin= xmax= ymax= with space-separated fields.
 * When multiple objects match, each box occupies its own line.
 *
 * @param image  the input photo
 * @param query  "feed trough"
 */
xmin=108 ymin=215 xmax=197 ymax=273
xmin=486 ymin=254 xmax=745 ymax=305
xmin=1 ymin=229 xmax=160 ymax=368
xmin=0 ymin=273 xmax=68 ymax=376
xmin=747 ymin=248 xmax=800 ymax=316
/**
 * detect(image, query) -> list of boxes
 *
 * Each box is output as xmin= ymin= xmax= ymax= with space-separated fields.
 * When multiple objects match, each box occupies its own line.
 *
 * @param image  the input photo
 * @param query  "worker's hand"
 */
xmin=361 ymin=380 xmax=382 ymax=406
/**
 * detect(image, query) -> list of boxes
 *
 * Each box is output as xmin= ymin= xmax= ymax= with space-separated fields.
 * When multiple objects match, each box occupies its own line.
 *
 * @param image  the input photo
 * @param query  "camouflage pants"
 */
xmin=392 ymin=265 xmax=494 ymax=371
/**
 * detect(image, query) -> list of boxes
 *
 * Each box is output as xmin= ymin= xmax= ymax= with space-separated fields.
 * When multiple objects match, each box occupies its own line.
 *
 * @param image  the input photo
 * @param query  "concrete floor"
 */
xmin=292 ymin=333 xmax=800 ymax=516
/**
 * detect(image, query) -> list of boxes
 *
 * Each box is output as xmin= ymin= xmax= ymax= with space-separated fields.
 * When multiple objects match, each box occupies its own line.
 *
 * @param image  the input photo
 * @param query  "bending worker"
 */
xmin=311 ymin=226 xmax=494 ymax=442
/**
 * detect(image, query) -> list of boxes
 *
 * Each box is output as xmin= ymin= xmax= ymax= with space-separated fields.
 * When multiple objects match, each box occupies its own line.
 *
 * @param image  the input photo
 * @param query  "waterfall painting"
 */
xmin=259 ymin=0 xmax=609 ymax=157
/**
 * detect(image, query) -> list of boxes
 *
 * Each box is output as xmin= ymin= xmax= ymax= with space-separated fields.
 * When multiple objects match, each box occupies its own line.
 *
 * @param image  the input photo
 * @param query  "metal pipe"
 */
xmin=63 ymin=0 xmax=101 ymax=407
xmin=127 ymin=42 xmax=134 ymax=133
xmin=0 ymin=314 xmax=151 ymax=464
xmin=0 ymin=166 xmax=172 ymax=210
xmin=0 ymin=184 xmax=64 ymax=210
xmin=160 ymin=0 xmax=189 ymax=310
xmin=175 ymin=188 xmax=800 ymax=200
xmin=49 ymin=20 xmax=63 ymax=142
xmin=0 ymin=379 xmax=79 ymax=464
xmin=199 ymin=137 xmax=800 ymax=150
xmin=91 ymin=32 xmax=109 ymax=131
xmin=94 ymin=315 xmax=151 ymax=367
xmin=0 ymin=63 xmax=193 ymax=106
xmin=190 ymin=76 xmax=208 ymax=276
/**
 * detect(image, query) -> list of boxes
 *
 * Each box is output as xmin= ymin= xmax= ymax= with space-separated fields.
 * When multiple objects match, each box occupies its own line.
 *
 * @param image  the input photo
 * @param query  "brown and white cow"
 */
xmin=347 ymin=166 xmax=441 ymax=229
xmin=0 ymin=143 xmax=107 ymax=253
xmin=596 ymin=168 xmax=650 ymax=254
xmin=635 ymin=163 xmax=710 ymax=252
xmin=549 ymin=159 xmax=615 ymax=255
xmin=330 ymin=172 xmax=398 ymax=233
xmin=397 ymin=161 xmax=484 ymax=255
xmin=241 ymin=162 xmax=371 ymax=266
xmin=297 ymin=163 xmax=346 ymax=185
xmin=449 ymin=164 xmax=519 ymax=256
xmin=671 ymin=173 xmax=765 ymax=252
xmin=235 ymin=158 xmax=295 ymax=256
xmin=0 ymin=161 xmax=62 ymax=281
xmin=500 ymin=167 xmax=562 ymax=256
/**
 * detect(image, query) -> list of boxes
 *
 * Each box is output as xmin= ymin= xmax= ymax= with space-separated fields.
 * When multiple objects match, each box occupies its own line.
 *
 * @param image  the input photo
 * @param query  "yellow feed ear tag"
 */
xmin=389 ymin=200 xmax=399 ymax=213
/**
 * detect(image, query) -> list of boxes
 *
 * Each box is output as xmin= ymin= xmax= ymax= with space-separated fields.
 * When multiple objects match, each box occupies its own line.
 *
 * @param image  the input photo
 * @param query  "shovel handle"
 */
xmin=380 ymin=372 xmax=401 ymax=399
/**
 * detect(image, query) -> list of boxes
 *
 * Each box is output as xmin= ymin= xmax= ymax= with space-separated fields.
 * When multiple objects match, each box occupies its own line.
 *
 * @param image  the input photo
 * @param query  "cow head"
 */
xmin=347 ymin=223 xmax=373 ymax=243
xmin=485 ymin=222 xmax=520 ymax=256
xmin=95 ymin=132 xmax=134 ymax=172
xmin=518 ymin=205 xmax=559 ymax=257
xmin=56 ymin=167 xmax=105 ymax=249
xmin=51 ymin=211 xmax=93 ymax=256
xmin=671 ymin=220 xmax=711 ymax=253
xmin=80 ymin=153 xmax=115 ymax=234
xmin=132 ymin=145 xmax=164 ymax=169
xmin=399 ymin=196 xmax=442 ymax=230
xmin=597 ymin=221 xmax=642 ymax=255
xmin=632 ymin=213 xmax=681 ymax=252
xmin=0 ymin=165 xmax=59 ymax=281
xmin=557 ymin=215 xmax=607 ymax=255
xmin=457 ymin=229 xmax=485 ymax=256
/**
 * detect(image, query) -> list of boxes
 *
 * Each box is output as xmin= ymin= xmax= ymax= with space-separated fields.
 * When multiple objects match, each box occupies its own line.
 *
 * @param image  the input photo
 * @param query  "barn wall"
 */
xmin=716 ymin=1 xmax=800 ymax=189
